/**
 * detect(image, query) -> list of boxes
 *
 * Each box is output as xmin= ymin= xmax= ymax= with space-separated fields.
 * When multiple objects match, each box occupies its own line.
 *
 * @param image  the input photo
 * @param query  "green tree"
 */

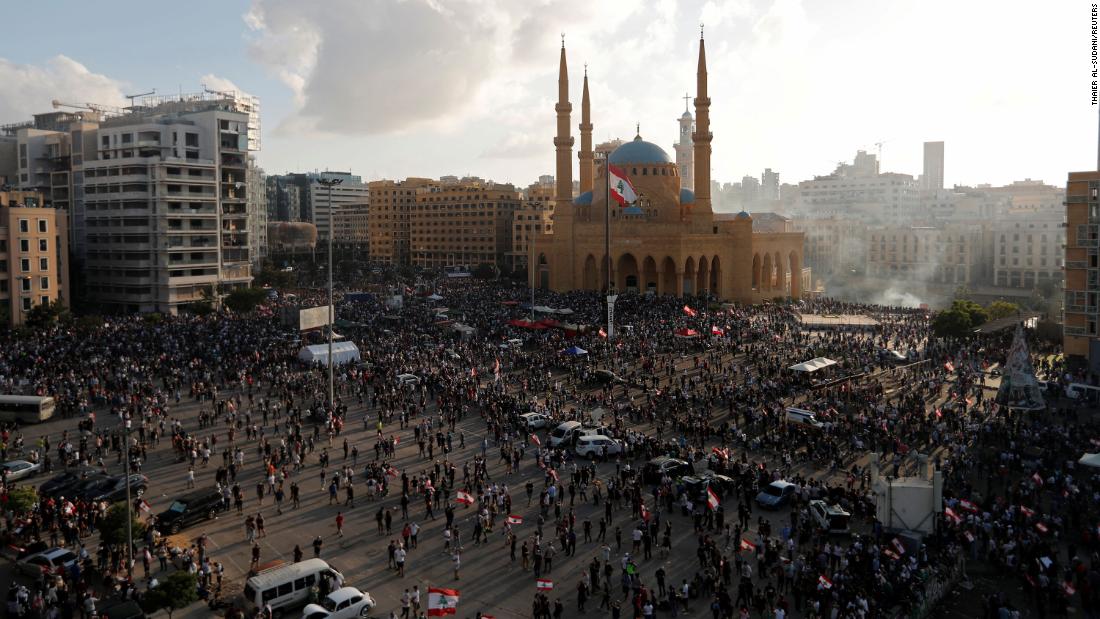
xmin=99 ymin=502 xmax=146 ymax=547
xmin=932 ymin=307 xmax=973 ymax=339
xmin=25 ymin=299 xmax=70 ymax=328
xmin=182 ymin=301 xmax=213 ymax=316
xmin=950 ymin=299 xmax=987 ymax=327
xmin=224 ymin=287 xmax=269 ymax=313
xmin=6 ymin=486 xmax=37 ymax=514
xmin=141 ymin=570 xmax=198 ymax=618
xmin=986 ymin=300 xmax=1021 ymax=321
xmin=254 ymin=266 xmax=294 ymax=289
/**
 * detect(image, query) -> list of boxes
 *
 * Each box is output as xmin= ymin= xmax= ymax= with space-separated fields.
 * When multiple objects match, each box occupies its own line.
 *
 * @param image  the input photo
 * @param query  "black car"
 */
xmin=682 ymin=470 xmax=736 ymax=501
xmin=642 ymin=457 xmax=695 ymax=485
xmin=39 ymin=471 xmax=101 ymax=499
xmin=154 ymin=488 xmax=224 ymax=535
xmin=75 ymin=474 xmax=148 ymax=503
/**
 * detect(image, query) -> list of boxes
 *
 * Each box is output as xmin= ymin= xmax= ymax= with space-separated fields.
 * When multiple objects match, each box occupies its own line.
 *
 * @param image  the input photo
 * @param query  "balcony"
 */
xmin=1065 ymin=325 xmax=1088 ymax=336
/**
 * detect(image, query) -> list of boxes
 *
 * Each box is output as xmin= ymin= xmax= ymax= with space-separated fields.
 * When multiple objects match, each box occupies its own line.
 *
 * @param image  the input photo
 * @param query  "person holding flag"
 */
xmin=427 ymin=587 xmax=460 ymax=616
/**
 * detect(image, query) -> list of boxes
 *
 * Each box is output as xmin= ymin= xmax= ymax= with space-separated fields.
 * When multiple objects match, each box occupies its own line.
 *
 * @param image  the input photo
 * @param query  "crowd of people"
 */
xmin=0 ymin=274 xmax=1096 ymax=619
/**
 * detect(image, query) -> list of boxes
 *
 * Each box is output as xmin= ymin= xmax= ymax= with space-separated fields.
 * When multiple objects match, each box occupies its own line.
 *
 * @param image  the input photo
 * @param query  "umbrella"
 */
xmin=427 ymin=293 xmax=444 ymax=301
xmin=561 ymin=346 xmax=589 ymax=356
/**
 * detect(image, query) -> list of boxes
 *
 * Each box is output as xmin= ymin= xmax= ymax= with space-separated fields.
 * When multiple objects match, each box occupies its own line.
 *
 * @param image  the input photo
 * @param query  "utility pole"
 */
xmin=317 ymin=176 xmax=343 ymax=413
xmin=123 ymin=416 xmax=133 ymax=579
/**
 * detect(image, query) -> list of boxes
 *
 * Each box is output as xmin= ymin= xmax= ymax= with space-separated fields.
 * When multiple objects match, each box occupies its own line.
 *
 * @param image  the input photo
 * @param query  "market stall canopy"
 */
xmin=789 ymin=357 xmax=838 ymax=373
xmin=1078 ymin=453 xmax=1100 ymax=469
xmin=561 ymin=346 xmax=588 ymax=356
xmin=298 ymin=342 xmax=360 ymax=367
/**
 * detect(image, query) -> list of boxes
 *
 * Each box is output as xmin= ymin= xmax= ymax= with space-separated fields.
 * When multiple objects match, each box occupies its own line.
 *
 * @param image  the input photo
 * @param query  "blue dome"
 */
xmin=573 ymin=191 xmax=593 ymax=206
xmin=680 ymin=188 xmax=695 ymax=205
xmin=608 ymin=136 xmax=671 ymax=165
xmin=736 ymin=211 xmax=751 ymax=219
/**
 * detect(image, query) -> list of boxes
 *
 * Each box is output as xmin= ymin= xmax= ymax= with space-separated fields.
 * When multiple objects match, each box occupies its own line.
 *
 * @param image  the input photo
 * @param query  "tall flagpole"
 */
xmin=605 ymin=152 xmax=617 ymax=357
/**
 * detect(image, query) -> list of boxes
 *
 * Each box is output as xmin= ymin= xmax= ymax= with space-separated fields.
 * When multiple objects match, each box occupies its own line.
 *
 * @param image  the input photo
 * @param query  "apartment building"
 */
xmin=82 ymin=101 xmax=257 ymax=313
xmin=0 ymin=190 xmax=69 ymax=326
xmin=508 ymin=199 xmax=554 ymax=273
xmin=368 ymin=177 xmax=435 ymax=266
xmin=410 ymin=180 xmax=521 ymax=269
xmin=789 ymin=217 xmax=869 ymax=278
xmin=1064 ymin=171 xmax=1100 ymax=369
xmin=991 ymin=209 xmax=1064 ymax=289
xmin=866 ymin=223 xmax=985 ymax=285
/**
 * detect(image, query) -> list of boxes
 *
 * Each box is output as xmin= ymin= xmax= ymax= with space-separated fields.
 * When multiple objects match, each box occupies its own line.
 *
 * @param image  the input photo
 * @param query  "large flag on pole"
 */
xmin=608 ymin=164 xmax=638 ymax=206
xmin=427 ymin=588 xmax=460 ymax=616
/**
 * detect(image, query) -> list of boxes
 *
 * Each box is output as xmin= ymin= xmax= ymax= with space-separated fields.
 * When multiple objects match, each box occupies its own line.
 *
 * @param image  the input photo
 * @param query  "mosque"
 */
xmin=532 ymin=35 xmax=805 ymax=302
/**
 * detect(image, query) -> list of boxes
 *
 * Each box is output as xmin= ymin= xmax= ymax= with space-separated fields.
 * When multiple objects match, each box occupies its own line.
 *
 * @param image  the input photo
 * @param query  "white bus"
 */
xmin=0 ymin=395 xmax=56 ymax=424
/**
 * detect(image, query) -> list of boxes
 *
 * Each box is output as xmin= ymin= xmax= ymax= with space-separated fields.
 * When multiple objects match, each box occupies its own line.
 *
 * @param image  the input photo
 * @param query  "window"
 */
xmin=20 ymin=259 xmax=29 ymax=272
xmin=39 ymin=239 xmax=47 ymax=252
xmin=21 ymin=278 xmax=31 ymax=292
xmin=37 ymin=219 xmax=47 ymax=233
xmin=20 ymin=239 xmax=29 ymax=253
xmin=276 ymin=583 xmax=293 ymax=597
xmin=39 ymin=258 xmax=48 ymax=271
xmin=18 ymin=219 xmax=28 ymax=233
xmin=21 ymin=298 xmax=31 ymax=312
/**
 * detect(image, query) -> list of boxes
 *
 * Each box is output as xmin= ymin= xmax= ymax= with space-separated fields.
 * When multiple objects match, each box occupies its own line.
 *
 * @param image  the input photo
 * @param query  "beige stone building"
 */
xmin=865 ymin=224 xmax=985 ymax=285
xmin=509 ymin=198 xmax=554 ymax=273
xmin=409 ymin=180 xmax=522 ymax=269
xmin=532 ymin=38 xmax=804 ymax=301
xmin=367 ymin=177 xmax=435 ymax=265
xmin=0 ymin=190 xmax=70 ymax=326
xmin=1064 ymin=171 xmax=1100 ymax=368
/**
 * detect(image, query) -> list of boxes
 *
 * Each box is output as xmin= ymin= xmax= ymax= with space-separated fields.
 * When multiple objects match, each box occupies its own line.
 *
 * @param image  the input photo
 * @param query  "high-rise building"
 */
xmin=761 ymin=168 xmax=780 ymax=201
xmin=509 ymin=197 xmax=554 ymax=274
xmin=410 ymin=179 xmax=521 ymax=270
xmin=991 ymin=210 xmax=1064 ymax=289
xmin=246 ymin=158 xmax=267 ymax=263
xmin=922 ymin=141 xmax=944 ymax=191
xmin=80 ymin=93 xmax=260 ymax=313
xmin=265 ymin=175 xmax=306 ymax=222
xmin=306 ymin=172 xmax=369 ymax=248
xmin=673 ymin=99 xmax=694 ymax=191
xmin=1064 ymin=171 xmax=1100 ymax=371
xmin=0 ymin=190 xmax=70 ymax=326
xmin=368 ymin=177 xmax=436 ymax=265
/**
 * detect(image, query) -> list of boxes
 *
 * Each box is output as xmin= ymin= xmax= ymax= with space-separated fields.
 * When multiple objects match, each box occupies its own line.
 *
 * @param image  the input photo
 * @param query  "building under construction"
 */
xmin=0 ymin=89 xmax=266 ymax=315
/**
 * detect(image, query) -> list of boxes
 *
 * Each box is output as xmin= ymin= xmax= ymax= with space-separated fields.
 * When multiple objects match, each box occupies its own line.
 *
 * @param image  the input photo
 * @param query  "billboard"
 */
xmin=283 ymin=305 xmax=332 ymax=331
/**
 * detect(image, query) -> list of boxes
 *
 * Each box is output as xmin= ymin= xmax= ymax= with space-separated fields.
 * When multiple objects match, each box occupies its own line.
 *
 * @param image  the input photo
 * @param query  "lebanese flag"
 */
xmin=683 ymin=305 xmax=698 ymax=317
xmin=530 ymin=434 xmax=541 ymax=447
xmin=598 ymin=328 xmax=607 ymax=338
xmin=507 ymin=514 xmax=523 ymax=525
xmin=957 ymin=499 xmax=978 ymax=513
xmin=883 ymin=548 xmax=900 ymax=561
xmin=739 ymin=538 xmax=756 ymax=552
xmin=711 ymin=446 xmax=729 ymax=460
xmin=1032 ymin=472 xmax=1044 ymax=486
xmin=427 ymin=587 xmax=460 ymax=616
xmin=470 ymin=367 xmax=477 ymax=378
xmin=963 ymin=531 xmax=975 ymax=542
xmin=536 ymin=578 xmax=554 ymax=590
xmin=455 ymin=491 xmax=474 ymax=505
xmin=710 ymin=325 xmax=724 ymax=336
xmin=138 ymin=499 xmax=151 ymax=513
xmin=890 ymin=538 xmax=906 ymax=555
xmin=608 ymin=164 xmax=638 ymax=206
xmin=944 ymin=362 xmax=954 ymax=372
xmin=549 ymin=469 xmax=559 ymax=482
xmin=943 ymin=507 xmax=961 ymax=524
xmin=1019 ymin=505 xmax=1035 ymax=518
xmin=640 ymin=503 xmax=650 ymax=522
xmin=1063 ymin=581 xmax=1076 ymax=596
xmin=1036 ymin=522 xmax=1049 ymax=534
xmin=706 ymin=487 xmax=720 ymax=511
xmin=386 ymin=466 xmax=400 ymax=478
xmin=818 ymin=574 xmax=833 ymax=589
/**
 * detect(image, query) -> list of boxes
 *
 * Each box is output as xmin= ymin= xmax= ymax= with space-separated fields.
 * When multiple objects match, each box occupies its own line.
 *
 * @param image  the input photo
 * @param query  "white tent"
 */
xmin=789 ymin=357 xmax=838 ymax=373
xmin=298 ymin=342 xmax=361 ymax=367
xmin=1079 ymin=453 xmax=1100 ymax=469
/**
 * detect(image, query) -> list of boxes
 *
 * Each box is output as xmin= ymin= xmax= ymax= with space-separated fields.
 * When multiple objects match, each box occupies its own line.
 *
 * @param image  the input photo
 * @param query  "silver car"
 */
xmin=1 ymin=460 xmax=41 ymax=482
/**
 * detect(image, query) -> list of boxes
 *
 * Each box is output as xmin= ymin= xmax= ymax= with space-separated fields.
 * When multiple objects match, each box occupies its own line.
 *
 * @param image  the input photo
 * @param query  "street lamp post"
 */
xmin=123 ymin=417 xmax=133 ymax=579
xmin=317 ymin=177 xmax=343 ymax=413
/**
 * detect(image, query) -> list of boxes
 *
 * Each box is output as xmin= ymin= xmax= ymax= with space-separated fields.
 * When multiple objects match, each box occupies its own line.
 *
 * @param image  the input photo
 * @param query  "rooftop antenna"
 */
xmin=125 ymin=89 xmax=156 ymax=108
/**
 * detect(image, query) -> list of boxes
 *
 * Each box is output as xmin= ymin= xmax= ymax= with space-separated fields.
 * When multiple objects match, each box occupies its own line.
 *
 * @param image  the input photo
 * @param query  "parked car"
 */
xmin=16 ymin=547 xmax=78 ymax=576
xmin=39 ymin=471 xmax=98 ymax=498
xmin=301 ymin=587 xmax=375 ymax=619
xmin=518 ymin=412 xmax=552 ymax=430
xmin=574 ymin=435 xmax=623 ymax=459
xmin=682 ymin=470 xmax=737 ymax=500
xmin=1 ymin=459 xmax=41 ymax=482
xmin=154 ymin=488 xmax=225 ymax=535
xmin=808 ymin=499 xmax=851 ymax=534
xmin=75 ymin=474 xmax=148 ymax=503
xmin=755 ymin=480 xmax=797 ymax=509
xmin=642 ymin=457 xmax=695 ymax=485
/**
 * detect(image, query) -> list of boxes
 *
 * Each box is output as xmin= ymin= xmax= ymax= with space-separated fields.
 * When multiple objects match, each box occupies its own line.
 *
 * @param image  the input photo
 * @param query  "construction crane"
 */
xmin=124 ymin=89 xmax=156 ymax=109
xmin=50 ymin=99 xmax=123 ymax=117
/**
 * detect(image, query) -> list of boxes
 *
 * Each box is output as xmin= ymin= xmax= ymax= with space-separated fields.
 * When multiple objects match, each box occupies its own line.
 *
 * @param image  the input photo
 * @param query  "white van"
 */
xmin=239 ymin=558 xmax=344 ymax=616
xmin=785 ymin=407 xmax=828 ymax=429
xmin=1067 ymin=383 xmax=1100 ymax=404
xmin=549 ymin=421 xmax=583 ymax=448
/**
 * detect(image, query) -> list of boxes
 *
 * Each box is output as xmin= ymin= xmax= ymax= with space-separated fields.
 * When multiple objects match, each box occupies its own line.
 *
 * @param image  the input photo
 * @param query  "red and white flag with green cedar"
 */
xmin=608 ymin=164 xmax=638 ymax=206
xmin=427 ymin=588 xmax=459 ymax=616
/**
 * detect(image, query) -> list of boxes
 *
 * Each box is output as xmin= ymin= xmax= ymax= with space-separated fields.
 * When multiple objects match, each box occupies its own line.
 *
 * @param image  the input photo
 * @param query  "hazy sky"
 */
xmin=0 ymin=0 xmax=1094 ymax=189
